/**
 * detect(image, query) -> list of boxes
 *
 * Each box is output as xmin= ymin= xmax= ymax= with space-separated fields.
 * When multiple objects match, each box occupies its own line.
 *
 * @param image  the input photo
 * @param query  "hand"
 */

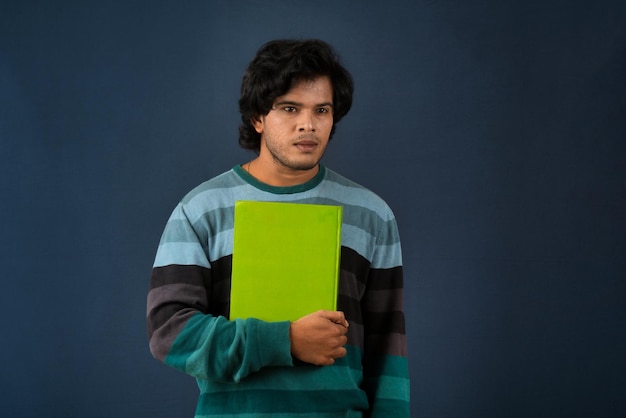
xmin=289 ymin=310 xmax=349 ymax=366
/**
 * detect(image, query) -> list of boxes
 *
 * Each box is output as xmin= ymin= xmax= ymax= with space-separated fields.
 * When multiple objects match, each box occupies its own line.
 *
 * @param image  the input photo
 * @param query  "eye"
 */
xmin=317 ymin=107 xmax=332 ymax=114
xmin=283 ymin=106 xmax=297 ymax=112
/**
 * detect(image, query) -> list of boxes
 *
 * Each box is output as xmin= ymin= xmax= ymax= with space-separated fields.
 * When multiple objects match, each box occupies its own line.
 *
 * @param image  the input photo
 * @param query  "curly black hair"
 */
xmin=238 ymin=39 xmax=354 ymax=152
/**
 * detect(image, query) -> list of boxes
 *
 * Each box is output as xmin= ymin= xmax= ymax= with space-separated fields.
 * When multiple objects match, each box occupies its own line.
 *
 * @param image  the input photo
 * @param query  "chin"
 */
xmin=290 ymin=164 xmax=318 ymax=172
xmin=292 ymin=158 xmax=321 ymax=171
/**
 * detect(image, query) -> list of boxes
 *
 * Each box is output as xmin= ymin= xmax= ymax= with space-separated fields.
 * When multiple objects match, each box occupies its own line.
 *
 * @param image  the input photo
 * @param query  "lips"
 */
xmin=295 ymin=142 xmax=317 ymax=152
xmin=294 ymin=136 xmax=319 ymax=152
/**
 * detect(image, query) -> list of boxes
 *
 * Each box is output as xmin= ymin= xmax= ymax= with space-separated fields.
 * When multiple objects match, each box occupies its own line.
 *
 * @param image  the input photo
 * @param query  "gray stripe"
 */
xmin=147 ymin=282 xmax=208 ymax=314
xmin=366 ymin=333 xmax=407 ymax=357
xmin=148 ymin=313 xmax=198 ymax=361
xmin=363 ymin=289 xmax=405 ymax=312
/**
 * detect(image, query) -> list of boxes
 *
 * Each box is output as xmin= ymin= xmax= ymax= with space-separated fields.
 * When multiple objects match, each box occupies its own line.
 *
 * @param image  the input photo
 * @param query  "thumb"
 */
xmin=321 ymin=310 xmax=349 ymax=328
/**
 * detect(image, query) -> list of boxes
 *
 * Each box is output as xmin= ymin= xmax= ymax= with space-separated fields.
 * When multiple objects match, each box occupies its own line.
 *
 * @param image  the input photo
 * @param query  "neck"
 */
xmin=244 ymin=158 xmax=320 ymax=187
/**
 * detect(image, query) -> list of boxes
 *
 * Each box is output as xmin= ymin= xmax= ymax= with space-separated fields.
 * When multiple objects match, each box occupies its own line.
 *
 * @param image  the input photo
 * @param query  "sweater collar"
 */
xmin=233 ymin=164 xmax=326 ymax=194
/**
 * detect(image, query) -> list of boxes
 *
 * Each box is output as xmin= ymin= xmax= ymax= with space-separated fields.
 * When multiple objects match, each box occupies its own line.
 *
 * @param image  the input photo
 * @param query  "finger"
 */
xmin=331 ymin=346 xmax=347 ymax=360
xmin=322 ymin=310 xmax=349 ymax=328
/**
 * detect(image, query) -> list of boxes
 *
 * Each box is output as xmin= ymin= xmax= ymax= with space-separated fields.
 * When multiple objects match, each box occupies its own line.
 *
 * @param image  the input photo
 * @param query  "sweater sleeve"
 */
xmin=361 ymin=216 xmax=411 ymax=417
xmin=147 ymin=203 xmax=294 ymax=383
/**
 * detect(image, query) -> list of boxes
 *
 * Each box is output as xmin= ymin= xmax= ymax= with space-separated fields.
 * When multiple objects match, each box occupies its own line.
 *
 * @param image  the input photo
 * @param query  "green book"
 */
xmin=229 ymin=200 xmax=342 ymax=322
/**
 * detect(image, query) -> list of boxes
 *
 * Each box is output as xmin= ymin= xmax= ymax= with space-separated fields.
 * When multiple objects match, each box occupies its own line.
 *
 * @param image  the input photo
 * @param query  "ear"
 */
xmin=251 ymin=115 xmax=264 ymax=134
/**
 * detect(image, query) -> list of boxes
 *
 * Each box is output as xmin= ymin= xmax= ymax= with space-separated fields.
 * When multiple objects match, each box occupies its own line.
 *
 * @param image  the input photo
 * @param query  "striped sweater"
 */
xmin=147 ymin=165 xmax=410 ymax=417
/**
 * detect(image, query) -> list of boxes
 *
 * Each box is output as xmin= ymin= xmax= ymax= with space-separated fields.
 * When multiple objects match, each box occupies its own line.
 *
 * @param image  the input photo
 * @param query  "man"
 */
xmin=147 ymin=39 xmax=410 ymax=417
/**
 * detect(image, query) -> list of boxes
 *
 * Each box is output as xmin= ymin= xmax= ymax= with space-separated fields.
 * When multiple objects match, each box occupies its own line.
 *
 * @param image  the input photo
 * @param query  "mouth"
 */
xmin=294 ymin=142 xmax=318 ymax=152
xmin=294 ymin=137 xmax=319 ymax=152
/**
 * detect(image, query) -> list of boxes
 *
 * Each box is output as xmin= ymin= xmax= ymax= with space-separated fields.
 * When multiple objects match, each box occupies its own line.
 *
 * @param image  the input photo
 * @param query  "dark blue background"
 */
xmin=1 ymin=1 xmax=625 ymax=417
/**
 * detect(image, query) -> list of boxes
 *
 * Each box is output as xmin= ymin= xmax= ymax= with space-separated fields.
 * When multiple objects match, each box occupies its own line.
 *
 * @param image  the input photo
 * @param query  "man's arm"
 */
xmin=148 ymin=263 xmax=295 ymax=383
xmin=148 ymin=265 xmax=350 ymax=381
xmin=147 ymin=203 xmax=295 ymax=382
xmin=361 ymin=216 xmax=410 ymax=417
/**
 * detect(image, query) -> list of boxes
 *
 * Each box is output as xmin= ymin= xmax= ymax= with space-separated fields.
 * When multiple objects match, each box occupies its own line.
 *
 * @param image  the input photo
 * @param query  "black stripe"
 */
xmin=338 ymin=248 xmax=368 ymax=330
xmin=337 ymin=294 xmax=363 ymax=327
xmin=364 ymin=310 xmax=406 ymax=335
xmin=362 ymin=287 xmax=404 ymax=312
xmin=150 ymin=264 xmax=210 ymax=288
xmin=147 ymin=258 xmax=234 ymax=338
xmin=209 ymin=255 xmax=233 ymax=317
xmin=340 ymin=247 xmax=370 ymax=288
xmin=366 ymin=265 xmax=403 ymax=290
xmin=364 ymin=332 xmax=407 ymax=359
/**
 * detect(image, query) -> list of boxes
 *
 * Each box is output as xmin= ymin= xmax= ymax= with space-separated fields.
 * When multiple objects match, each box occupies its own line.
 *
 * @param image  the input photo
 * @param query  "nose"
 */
xmin=297 ymin=110 xmax=315 ymax=132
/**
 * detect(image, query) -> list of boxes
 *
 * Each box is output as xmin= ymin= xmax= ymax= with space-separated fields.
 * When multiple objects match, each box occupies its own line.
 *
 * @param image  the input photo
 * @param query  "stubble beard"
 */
xmin=266 ymin=136 xmax=327 ymax=172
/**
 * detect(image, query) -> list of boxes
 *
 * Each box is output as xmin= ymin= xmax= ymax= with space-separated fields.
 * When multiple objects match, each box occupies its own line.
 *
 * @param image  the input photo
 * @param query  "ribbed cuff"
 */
xmin=248 ymin=318 xmax=294 ymax=367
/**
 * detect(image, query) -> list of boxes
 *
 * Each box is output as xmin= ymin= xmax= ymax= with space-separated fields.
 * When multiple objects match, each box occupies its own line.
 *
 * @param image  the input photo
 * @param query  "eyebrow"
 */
xmin=274 ymin=100 xmax=334 ymax=108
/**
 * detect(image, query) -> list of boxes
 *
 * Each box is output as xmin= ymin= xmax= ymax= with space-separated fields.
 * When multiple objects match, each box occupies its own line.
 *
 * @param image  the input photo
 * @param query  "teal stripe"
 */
xmin=372 ymin=243 xmax=403 ymax=269
xmin=190 ymin=206 xmax=234 ymax=235
xmin=370 ymin=354 xmax=409 ymax=378
xmin=158 ymin=210 xmax=400 ymax=268
xmin=196 ymin=388 xmax=368 ymax=415
xmin=197 ymin=345 xmax=364 ymax=394
xmin=365 ymin=375 xmax=410 ymax=401
xmin=181 ymin=171 xmax=248 ymax=204
xmin=183 ymin=183 xmax=246 ymax=207
xmin=186 ymin=203 xmax=234 ymax=228
xmin=369 ymin=398 xmax=410 ymax=415
xmin=233 ymin=164 xmax=326 ymax=194
xmin=154 ymin=242 xmax=210 ymax=268
xmin=196 ymin=412 xmax=363 ymax=418
xmin=323 ymin=170 xmax=395 ymax=220
xmin=362 ymin=355 xmax=410 ymax=403
xmin=178 ymin=167 xmax=398 ymax=239
xmin=341 ymin=205 xmax=399 ymax=244
xmin=159 ymin=206 xmax=399 ymax=266
xmin=341 ymin=224 xmax=373 ymax=261
xmin=156 ymin=225 xmax=399 ymax=270
xmin=197 ymin=365 xmax=362 ymax=392
xmin=158 ymin=166 xmax=401 ymax=266
xmin=164 ymin=314 xmax=209 ymax=372
xmin=159 ymin=218 xmax=204 ymax=244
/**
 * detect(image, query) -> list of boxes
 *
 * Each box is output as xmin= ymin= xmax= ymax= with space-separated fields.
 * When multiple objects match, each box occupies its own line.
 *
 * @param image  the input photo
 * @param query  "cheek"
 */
xmin=321 ymin=120 xmax=334 ymax=136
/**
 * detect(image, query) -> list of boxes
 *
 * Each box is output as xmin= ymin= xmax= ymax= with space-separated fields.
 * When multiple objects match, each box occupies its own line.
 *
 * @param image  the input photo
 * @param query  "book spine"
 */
xmin=333 ymin=206 xmax=342 ymax=311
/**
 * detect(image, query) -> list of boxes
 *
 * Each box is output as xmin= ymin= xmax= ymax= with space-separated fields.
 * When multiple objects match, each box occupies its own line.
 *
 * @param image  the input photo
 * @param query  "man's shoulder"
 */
xmin=323 ymin=167 xmax=395 ymax=218
xmin=179 ymin=168 xmax=241 ymax=206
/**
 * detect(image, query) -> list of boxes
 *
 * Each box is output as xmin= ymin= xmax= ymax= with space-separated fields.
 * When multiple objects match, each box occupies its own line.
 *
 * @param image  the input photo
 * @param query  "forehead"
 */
xmin=277 ymin=76 xmax=333 ymax=103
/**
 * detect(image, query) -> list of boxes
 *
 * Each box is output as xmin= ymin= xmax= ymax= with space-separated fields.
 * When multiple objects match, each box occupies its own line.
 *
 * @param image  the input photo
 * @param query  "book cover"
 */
xmin=229 ymin=200 xmax=342 ymax=322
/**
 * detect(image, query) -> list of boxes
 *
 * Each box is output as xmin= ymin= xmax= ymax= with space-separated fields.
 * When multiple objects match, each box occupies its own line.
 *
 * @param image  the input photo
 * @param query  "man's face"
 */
xmin=253 ymin=76 xmax=334 ymax=174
